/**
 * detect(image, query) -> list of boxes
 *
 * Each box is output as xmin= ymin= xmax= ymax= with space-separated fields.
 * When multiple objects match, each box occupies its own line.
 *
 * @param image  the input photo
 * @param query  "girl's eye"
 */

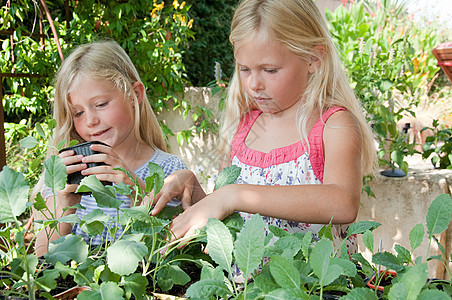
xmin=96 ymin=102 xmax=108 ymax=108
xmin=265 ymin=69 xmax=277 ymax=74
xmin=73 ymin=111 xmax=83 ymax=118
xmin=239 ymin=67 xmax=250 ymax=72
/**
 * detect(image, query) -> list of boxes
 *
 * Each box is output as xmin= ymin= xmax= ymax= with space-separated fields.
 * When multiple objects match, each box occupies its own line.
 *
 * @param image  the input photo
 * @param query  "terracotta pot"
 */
xmin=53 ymin=286 xmax=90 ymax=300
xmin=366 ymin=270 xmax=397 ymax=291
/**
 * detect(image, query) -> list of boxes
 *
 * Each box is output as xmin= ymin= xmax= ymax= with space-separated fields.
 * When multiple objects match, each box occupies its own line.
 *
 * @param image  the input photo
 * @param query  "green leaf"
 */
xmin=379 ymin=79 xmax=393 ymax=93
xmin=185 ymin=278 xmax=230 ymax=299
xmin=301 ymin=231 xmax=312 ymax=260
xmin=122 ymin=273 xmax=148 ymax=300
xmin=318 ymin=220 xmax=333 ymax=241
xmin=274 ymin=235 xmax=302 ymax=260
xmin=310 ymin=239 xmax=342 ymax=286
xmin=44 ymin=155 xmax=67 ymax=192
xmin=269 ymin=255 xmax=300 ymax=289
xmin=266 ymin=287 xmax=308 ymax=299
xmin=409 ymin=223 xmax=424 ymax=251
xmin=35 ymin=267 xmax=60 ymax=292
xmin=82 ymin=208 xmax=110 ymax=224
xmin=45 ymin=235 xmax=89 ymax=265
xmin=341 ymin=287 xmax=378 ymax=299
xmin=19 ymin=136 xmax=38 ymax=149
xmin=77 ymin=175 xmax=122 ymax=208
xmin=106 ymin=240 xmax=148 ymax=276
xmin=418 ymin=289 xmax=451 ymax=300
xmin=394 ymin=244 xmax=412 ymax=264
xmin=206 ymin=218 xmax=233 ymax=272
xmin=363 ymin=230 xmax=374 ymax=253
xmin=388 ymin=282 xmax=408 ymax=299
xmin=346 ymin=221 xmax=381 ymax=238
xmin=157 ymin=264 xmax=191 ymax=291
xmin=395 ymin=263 xmax=428 ymax=300
xmin=372 ymin=251 xmax=404 ymax=272
xmin=145 ymin=162 xmax=165 ymax=194
xmin=253 ymin=266 xmax=279 ymax=294
xmin=234 ymin=214 xmax=265 ymax=277
xmin=426 ymin=194 xmax=452 ymax=236
xmin=330 ymin=257 xmax=357 ymax=277
xmin=35 ymin=122 xmax=46 ymax=139
xmin=78 ymin=282 xmax=124 ymax=300
xmin=214 ymin=165 xmax=241 ymax=190
xmin=0 ymin=166 xmax=29 ymax=223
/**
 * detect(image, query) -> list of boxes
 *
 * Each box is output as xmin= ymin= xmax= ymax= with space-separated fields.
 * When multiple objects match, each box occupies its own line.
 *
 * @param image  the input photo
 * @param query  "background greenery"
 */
xmin=1 ymin=0 xmax=452 ymax=185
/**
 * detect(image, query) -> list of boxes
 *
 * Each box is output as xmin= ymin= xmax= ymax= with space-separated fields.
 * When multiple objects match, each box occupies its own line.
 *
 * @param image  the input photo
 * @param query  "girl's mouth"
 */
xmin=92 ymin=128 xmax=110 ymax=137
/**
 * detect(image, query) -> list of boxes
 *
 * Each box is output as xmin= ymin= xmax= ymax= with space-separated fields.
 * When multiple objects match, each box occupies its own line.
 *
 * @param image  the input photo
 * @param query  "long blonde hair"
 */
xmin=51 ymin=39 xmax=166 ymax=154
xmin=219 ymin=0 xmax=376 ymax=175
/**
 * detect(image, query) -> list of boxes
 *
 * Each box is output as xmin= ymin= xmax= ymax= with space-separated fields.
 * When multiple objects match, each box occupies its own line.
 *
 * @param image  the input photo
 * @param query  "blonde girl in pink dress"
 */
xmin=153 ymin=0 xmax=377 ymax=258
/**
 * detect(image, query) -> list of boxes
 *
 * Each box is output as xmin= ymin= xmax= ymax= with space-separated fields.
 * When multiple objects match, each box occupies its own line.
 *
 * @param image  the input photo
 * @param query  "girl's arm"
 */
xmin=168 ymin=110 xmax=364 ymax=240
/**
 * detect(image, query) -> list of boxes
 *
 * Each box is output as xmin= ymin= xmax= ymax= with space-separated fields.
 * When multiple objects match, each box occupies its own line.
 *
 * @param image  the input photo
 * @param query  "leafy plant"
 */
xmin=421 ymin=119 xmax=452 ymax=169
xmin=325 ymin=1 xmax=449 ymax=173
xmin=0 ymin=144 xmax=244 ymax=299
xmin=185 ymin=193 xmax=452 ymax=299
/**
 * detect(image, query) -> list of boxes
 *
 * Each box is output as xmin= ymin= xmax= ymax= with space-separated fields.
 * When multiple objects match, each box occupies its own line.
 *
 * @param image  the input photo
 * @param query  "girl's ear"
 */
xmin=308 ymin=45 xmax=326 ymax=73
xmin=133 ymin=82 xmax=145 ymax=104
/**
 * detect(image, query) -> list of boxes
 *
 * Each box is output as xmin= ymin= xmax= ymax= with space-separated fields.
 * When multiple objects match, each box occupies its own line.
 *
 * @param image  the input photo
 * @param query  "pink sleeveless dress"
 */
xmin=230 ymin=107 xmax=358 ymax=256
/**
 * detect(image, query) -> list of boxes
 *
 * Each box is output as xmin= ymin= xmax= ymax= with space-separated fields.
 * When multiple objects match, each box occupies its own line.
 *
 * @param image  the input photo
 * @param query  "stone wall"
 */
xmin=158 ymin=87 xmax=452 ymax=279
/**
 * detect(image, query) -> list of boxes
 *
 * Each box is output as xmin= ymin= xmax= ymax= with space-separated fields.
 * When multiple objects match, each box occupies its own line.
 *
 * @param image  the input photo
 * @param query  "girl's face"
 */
xmin=68 ymin=75 xmax=137 ymax=150
xmin=235 ymin=30 xmax=315 ymax=116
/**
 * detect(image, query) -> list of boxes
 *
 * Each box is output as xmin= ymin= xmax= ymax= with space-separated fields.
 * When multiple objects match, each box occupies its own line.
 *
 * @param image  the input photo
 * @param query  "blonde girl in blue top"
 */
xmin=35 ymin=40 xmax=186 ymax=256
xmin=153 ymin=0 xmax=377 ymax=254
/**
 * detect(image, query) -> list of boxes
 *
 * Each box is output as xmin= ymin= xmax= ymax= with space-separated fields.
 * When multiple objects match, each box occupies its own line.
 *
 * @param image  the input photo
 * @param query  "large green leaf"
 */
xmin=77 ymin=175 xmax=122 ymax=208
xmin=426 ymin=194 xmax=452 ymax=236
xmin=310 ymin=239 xmax=342 ymax=286
xmin=233 ymin=213 xmax=265 ymax=277
xmin=206 ymin=217 xmax=233 ymax=272
xmin=106 ymin=240 xmax=148 ymax=276
xmin=45 ymin=234 xmax=89 ymax=265
xmin=0 ymin=166 xmax=29 ymax=223
xmin=269 ymin=255 xmax=300 ymax=289
xmin=214 ymin=165 xmax=241 ymax=190
xmin=44 ymin=155 xmax=67 ymax=192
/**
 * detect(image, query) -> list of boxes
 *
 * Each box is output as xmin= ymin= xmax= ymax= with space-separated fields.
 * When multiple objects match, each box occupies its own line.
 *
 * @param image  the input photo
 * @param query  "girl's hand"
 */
xmin=168 ymin=184 xmax=235 ymax=243
xmin=58 ymin=149 xmax=84 ymax=207
xmin=151 ymin=170 xmax=206 ymax=216
xmin=79 ymin=143 xmax=136 ymax=186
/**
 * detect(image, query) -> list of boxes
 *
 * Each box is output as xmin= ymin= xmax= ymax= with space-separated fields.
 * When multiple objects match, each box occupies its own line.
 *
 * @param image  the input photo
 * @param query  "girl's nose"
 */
xmin=249 ymin=72 xmax=263 ymax=92
xmin=86 ymin=110 xmax=100 ymax=127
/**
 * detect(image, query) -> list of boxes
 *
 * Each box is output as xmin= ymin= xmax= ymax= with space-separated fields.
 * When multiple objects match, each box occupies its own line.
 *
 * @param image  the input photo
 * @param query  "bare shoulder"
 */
xmin=323 ymin=109 xmax=362 ymax=150
xmin=325 ymin=109 xmax=359 ymax=128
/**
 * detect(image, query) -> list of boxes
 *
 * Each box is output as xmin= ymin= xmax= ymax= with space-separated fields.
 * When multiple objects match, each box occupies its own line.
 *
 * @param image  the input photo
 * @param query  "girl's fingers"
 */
xmin=181 ymin=186 xmax=193 ymax=210
xmin=66 ymin=163 xmax=87 ymax=175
